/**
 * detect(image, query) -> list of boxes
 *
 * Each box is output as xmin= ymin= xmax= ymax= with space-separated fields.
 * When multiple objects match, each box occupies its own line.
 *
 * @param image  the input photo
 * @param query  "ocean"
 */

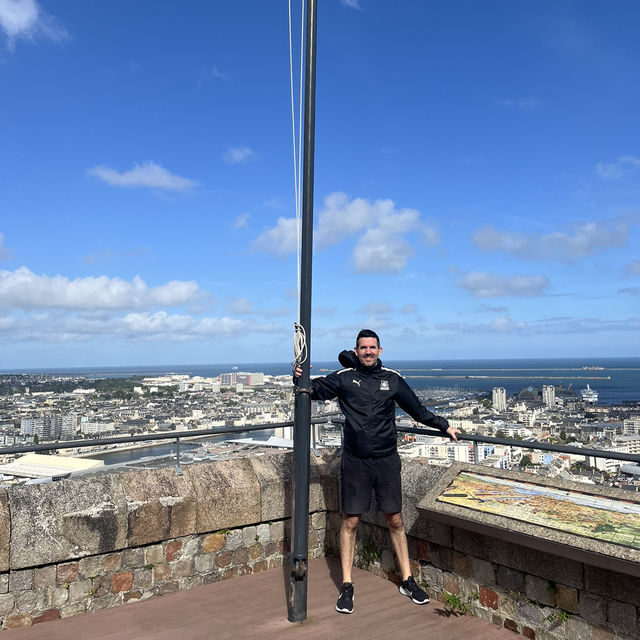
xmin=4 ymin=357 xmax=640 ymax=406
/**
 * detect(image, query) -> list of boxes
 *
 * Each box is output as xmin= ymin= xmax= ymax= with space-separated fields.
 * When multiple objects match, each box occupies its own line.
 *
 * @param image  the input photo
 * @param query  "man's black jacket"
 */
xmin=307 ymin=351 xmax=450 ymax=459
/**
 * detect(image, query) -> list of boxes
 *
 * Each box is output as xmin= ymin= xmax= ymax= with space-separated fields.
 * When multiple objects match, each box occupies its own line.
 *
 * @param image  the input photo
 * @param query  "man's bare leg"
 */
xmin=384 ymin=512 xmax=411 ymax=580
xmin=339 ymin=514 xmax=361 ymax=583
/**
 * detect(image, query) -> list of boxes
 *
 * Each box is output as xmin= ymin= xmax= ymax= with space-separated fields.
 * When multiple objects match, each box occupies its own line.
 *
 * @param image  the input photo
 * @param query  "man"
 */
xmin=294 ymin=329 xmax=460 ymax=614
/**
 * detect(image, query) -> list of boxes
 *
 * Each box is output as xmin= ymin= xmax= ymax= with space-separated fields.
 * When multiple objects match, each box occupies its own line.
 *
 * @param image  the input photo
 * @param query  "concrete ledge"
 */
xmin=3 ymin=450 xmax=338 ymax=571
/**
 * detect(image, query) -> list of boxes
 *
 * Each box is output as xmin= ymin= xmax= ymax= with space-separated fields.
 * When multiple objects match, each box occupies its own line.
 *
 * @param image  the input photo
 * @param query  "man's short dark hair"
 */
xmin=356 ymin=329 xmax=380 ymax=348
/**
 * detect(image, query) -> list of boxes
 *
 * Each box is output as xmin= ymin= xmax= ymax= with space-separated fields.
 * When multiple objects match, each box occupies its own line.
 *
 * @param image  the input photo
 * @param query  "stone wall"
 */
xmin=349 ymin=460 xmax=640 ymax=640
xmin=0 ymin=451 xmax=339 ymax=629
xmin=0 ymin=449 xmax=637 ymax=639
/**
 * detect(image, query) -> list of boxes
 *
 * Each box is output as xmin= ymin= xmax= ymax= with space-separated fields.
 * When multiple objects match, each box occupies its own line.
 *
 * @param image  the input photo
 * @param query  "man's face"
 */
xmin=354 ymin=337 xmax=382 ymax=368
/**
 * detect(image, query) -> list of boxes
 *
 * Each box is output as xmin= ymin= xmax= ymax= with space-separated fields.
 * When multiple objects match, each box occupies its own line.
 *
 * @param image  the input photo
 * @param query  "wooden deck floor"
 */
xmin=6 ymin=558 xmax=516 ymax=640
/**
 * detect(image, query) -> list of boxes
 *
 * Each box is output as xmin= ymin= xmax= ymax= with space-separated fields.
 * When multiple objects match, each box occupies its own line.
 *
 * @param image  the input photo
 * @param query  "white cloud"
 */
xmin=358 ymin=302 xmax=391 ymax=315
xmin=0 ymin=233 xmax=10 ymax=260
xmin=209 ymin=65 xmax=230 ymax=80
xmin=594 ymin=155 xmax=640 ymax=180
xmin=499 ymin=97 xmax=540 ymax=109
xmin=254 ymin=192 xmax=441 ymax=273
xmin=223 ymin=146 xmax=257 ymax=164
xmin=459 ymin=272 xmax=550 ymax=298
xmin=252 ymin=217 xmax=298 ymax=257
xmin=624 ymin=260 xmax=640 ymax=276
xmin=0 ymin=267 xmax=203 ymax=311
xmin=619 ymin=287 xmax=640 ymax=296
xmin=436 ymin=315 xmax=640 ymax=335
xmin=0 ymin=0 xmax=67 ymax=49
xmin=0 ymin=310 xmax=253 ymax=343
xmin=233 ymin=213 xmax=251 ymax=229
xmin=353 ymin=228 xmax=413 ymax=273
xmin=339 ymin=0 xmax=361 ymax=9
xmin=473 ymin=217 xmax=630 ymax=262
xmin=399 ymin=304 xmax=417 ymax=314
xmin=227 ymin=297 xmax=253 ymax=314
xmin=88 ymin=162 xmax=196 ymax=191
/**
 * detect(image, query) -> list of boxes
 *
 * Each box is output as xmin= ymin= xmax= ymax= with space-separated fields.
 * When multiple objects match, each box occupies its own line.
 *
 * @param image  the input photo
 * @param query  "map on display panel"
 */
xmin=437 ymin=472 xmax=640 ymax=550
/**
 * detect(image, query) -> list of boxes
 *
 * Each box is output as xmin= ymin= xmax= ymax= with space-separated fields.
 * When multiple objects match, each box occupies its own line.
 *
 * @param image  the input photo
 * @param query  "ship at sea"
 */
xmin=581 ymin=384 xmax=598 ymax=403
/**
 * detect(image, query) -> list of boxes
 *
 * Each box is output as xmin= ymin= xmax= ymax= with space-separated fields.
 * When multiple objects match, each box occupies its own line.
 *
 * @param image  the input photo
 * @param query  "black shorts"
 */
xmin=340 ymin=450 xmax=402 ymax=515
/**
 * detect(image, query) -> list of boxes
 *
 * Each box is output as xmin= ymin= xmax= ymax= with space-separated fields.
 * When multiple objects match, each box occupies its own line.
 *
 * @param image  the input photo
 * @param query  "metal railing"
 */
xmin=397 ymin=425 xmax=640 ymax=466
xmin=2 ymin=416 xmax=639 ymax=475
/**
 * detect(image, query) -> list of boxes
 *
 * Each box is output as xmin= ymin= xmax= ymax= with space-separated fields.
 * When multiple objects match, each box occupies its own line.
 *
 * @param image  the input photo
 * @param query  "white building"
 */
xmin=492 ymin=387 xmax=507 ymax=412
xmin=542 ymin=385 xmax=556 ymax=409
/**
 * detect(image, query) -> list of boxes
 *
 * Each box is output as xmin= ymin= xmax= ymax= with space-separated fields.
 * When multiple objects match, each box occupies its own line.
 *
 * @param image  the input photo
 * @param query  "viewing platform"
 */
xmin=0 ymin=450 xmax=637 ymax=639
xmin=5 ymin=558 xmax=515 ymax=639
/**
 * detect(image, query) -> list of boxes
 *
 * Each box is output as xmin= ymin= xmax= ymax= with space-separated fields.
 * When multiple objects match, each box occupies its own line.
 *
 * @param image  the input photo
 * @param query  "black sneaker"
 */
xmin=336 ymin=581 xmax=354 ymax=614
xmin=399 ymin=576 xmax=429 ymax=605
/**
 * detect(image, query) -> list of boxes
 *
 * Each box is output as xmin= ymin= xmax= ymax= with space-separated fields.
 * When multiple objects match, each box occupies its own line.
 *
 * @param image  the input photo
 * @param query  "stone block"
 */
xmin=579 ymin=590 xmax=606 ymax=625
xmin=453 ymin=529 xmax=584 ymax=588
xmin=194 ymin=554 xmax=216 ymax=574
xmin=50 ymin=586 xmax=69 ymax=608
xmin=525 ymin=575 xmax=555 ymax=607
xmin=242 ymin=526 xmax=258 ymax=546
xmin=479 ymin=586 xmax=498 ymax=610
xmin=0 ymin=592 xmax=15 ymax=616
xmin=123 ymin=591 xmax=142 ymax=603
xmin=120 ymin=467 xmax=196 ymax=547
xmin=9 ymin=569 xmax=33 ymax=592
xmin=585 ymin=565 xmax=640 ymax=606
xmin=9 ymin=475 xmax=127 ymax=569
xmin=202 ymin=533 xmax=225 ymax=553
xmin=429 ymin=543 xmax=453 ymax=571
xmin=247 ymin=453 xmax=292 ymax=521
xmin=91 ymin=575 xmax=111 ymax=598
xmin=32 ymin=609 xmax=61 ymax=625
xmin=89 ymin=593 xmax=120 ymax=611
xmin=421 ymin=565 xmax=443 ymax=591
xmin=104 ymin=553 xmax=122 ymax=573
xmin=56 ymin=562 xmax=79 ymax=585
xmin=79 ymin=556 xmax=103 ymax=579
xmin=111 ymin=571 xmax=133 ymax=593
xmin=165 ymin=540 xmax=182 ymax=562
xmin=233 ymin=547 xmax=249 ymax=565
xmin=522 ymin=627 xmax=535 ymax=640
xmin=564 ymin=616 xmax=591 ymax=640
xmin=171 ymin=559 xmax=193 ymax=579
xmin=15 ymin=589 xmax=47 ymax=613
xmin=269 ymin=520 xmax=286 ymax=541
xmin=310 ymin=513 xmax=326 ymax=532
xmin=0 ymin=491 xmax=10 ymax=572
xmin=310 ymin=451 xmax=339 ymax=512
xmin=68 ymin=578 xmax=92 ymax=604
xmin=398 ymin=459 xmax=444 ymax=535
xmin=607 ymin=599 xmax=636 ymax=632
xmin=216 ymin=552 xmax=232 ymax=568
xmin=186 ymin=459 xmax=260 ymax=533
xmin=443 ymin=572 xmax=460 ymax=595
xmin=182 ymin=537 xmax=200 ymax=558
xmin=452 ymin=551 xmax=472 ymax=577
xmin=224 ymin=530 xmax=243 ymax=551
xmin=591 ymin=626 xmax=614 ymax=640
xmin=555 ymin=584 xmax=578 ymax=614
xmin=3 ymin=613 xmax=32 ymax=629
xmin=497 ymin=566 xmax=525 ymax=593
xmin=153 ymin=564 xmax=170 ymax=582
xmin=122 ymin=548 xmax=145 ymax=569
xmin=0 ymin=574 xmax=8 ymax=593
xmin=472 ymin=558 xmax=496 ymax=585
xmin=144 ymin=544 xmax=163 ymax=566
xmin=133 ymin=568 xmax=152 ymax=589
xmin=517 ymin=601 xmax=546 ymax=627
xmin=60 ymin=602 xmax=87 ymax=618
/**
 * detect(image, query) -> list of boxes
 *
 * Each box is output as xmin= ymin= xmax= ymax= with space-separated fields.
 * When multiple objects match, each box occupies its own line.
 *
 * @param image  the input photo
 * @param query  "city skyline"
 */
xmin=1 ymin=1 xmax=639 ymax=368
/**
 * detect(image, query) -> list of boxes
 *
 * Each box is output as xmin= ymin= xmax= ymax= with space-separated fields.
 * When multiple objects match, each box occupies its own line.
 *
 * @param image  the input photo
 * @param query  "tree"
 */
xmin=495 ymin=429 xmax=507 ymax=439
xmin=520 ymin=454 xmax=532 ymax=468
xmin=559 ymin=430 xmax=567 ymax=441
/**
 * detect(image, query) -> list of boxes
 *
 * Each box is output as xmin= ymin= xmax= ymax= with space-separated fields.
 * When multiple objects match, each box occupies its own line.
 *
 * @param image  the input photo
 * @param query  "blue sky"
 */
xmin=1 ymin=0 xmax=639 ymax=369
